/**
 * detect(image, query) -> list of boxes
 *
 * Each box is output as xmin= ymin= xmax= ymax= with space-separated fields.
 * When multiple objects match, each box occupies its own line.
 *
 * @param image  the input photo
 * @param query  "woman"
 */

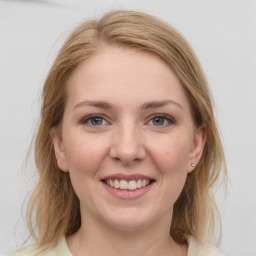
xmin=11 ymin=10 xmax=226 ymax=256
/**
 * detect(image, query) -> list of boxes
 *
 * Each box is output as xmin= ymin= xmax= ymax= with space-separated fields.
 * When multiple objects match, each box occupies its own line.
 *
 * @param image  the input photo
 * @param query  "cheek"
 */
xmin=149 ymin=135 xmax=192 ymax=175
xmin=148 ymin=134 xmax=192 ymax=201
xmin=64 ymin=133 xmax=109 ymax=177
xmin=63 ymin=135 xmax=110 ymax=202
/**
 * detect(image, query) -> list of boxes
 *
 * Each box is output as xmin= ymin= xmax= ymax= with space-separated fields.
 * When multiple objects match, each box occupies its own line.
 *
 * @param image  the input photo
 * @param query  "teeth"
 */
xmin=137 ymin=179 xmax=142 ymax=188
xmin=105 ymin=179 xmax=151 ymax=190
xmin=109 ymin=179 xmax=114 ymax=187
xmin=114 ymin=179 xmax=120 ymax=189
xmin=120 ymin=180 xmax=128 ymax=189
xmin=128 ymin=180 xmax=136 ymax=190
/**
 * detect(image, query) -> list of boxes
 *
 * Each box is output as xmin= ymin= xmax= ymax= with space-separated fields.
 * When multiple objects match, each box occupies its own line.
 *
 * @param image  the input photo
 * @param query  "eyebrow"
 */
xmin=73 ymin=100 xmax=114 ymax=110
xmin=141 ymin=100 xmax=182 ymax=110
xmin=73 ymin=99 xmax=182 ymax=111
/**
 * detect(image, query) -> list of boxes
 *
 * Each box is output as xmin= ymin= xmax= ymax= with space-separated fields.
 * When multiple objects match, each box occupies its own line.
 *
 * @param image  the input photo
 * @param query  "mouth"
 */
xmin=102 ymin=178 xmax=155 ymax=191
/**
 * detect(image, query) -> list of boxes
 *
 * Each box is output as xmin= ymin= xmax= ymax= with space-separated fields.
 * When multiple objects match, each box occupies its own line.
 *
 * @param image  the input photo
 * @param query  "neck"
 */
xmin=67 ymin=213 xmax=187 ymax=256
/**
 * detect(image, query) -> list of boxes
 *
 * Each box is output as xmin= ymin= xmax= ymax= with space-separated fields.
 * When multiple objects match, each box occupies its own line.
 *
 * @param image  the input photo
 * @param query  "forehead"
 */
xmin=65 ymin=46 xmax=190 ymax=110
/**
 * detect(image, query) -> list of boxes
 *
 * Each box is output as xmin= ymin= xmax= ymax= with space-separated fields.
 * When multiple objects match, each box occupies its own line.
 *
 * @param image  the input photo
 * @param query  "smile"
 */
xmin=103 ymin=179 xmax=152 ymax=190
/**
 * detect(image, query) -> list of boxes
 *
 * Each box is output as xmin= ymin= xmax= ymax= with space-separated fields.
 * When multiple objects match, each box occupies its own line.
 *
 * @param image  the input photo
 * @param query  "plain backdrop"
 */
xmin=0 ymin=0 xmax=255 ymax=255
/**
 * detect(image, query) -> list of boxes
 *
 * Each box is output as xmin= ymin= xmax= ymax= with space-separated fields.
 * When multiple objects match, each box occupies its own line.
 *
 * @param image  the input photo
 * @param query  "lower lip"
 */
xmin=102 ymin=182 xmax=154 ymax=200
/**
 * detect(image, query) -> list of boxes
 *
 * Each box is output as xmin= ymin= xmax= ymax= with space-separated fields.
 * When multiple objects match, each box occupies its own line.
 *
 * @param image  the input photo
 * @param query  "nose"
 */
xmin=109 ymin=123 xmax=146 ymax=166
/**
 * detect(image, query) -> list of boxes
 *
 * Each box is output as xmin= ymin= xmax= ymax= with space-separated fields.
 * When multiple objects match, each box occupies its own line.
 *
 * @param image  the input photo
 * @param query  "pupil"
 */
xmin=91 ymin=117 xmax=102 ymax=126
xmin=153 ymin=117 xmax=164 ymax=126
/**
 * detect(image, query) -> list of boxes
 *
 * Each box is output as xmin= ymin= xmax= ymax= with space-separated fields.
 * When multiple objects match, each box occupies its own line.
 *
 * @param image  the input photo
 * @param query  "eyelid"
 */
xmin=80 ymin=114 xmax=109 ymax=127
xmin=79 ymin=113 xmax=175 ymax=127
xmin=147 ymin=114 xmax=176 ymax=126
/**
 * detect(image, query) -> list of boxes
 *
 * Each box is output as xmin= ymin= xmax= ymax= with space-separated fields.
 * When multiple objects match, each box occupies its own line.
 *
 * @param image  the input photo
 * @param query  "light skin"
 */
xmin=51 ymin=46 xmax=206 ymax=256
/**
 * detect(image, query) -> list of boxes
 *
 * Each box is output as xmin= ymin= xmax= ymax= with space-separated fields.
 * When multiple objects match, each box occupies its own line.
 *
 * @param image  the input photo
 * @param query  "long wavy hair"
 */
xmin=27 ymin=10 xmax=226 ymax=250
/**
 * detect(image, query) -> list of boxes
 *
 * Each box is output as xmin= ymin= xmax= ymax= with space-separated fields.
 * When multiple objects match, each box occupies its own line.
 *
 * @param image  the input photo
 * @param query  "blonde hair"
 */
xmin=28 ymin=10 xmax=226 ymax=249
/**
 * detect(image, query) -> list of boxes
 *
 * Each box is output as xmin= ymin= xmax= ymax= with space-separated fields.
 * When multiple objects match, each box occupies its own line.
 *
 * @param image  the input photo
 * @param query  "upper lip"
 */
xmin=101 ymin=173 xmax=155 ymax=181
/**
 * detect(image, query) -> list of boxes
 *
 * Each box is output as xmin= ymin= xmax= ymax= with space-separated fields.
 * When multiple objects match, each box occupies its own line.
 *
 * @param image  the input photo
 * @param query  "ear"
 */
xmin=188 ymin=124 xmax=206 ymax=173
xmin=50 ymin=127 xmax=69 ymax=172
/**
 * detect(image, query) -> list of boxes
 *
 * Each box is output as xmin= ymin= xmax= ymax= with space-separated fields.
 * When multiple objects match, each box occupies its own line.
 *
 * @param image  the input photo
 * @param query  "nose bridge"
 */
xmin=110 ymin=120 xmax=145 ymax=164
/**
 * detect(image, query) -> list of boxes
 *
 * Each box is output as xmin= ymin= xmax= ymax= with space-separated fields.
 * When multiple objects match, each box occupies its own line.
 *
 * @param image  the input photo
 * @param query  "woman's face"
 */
xmin=52 ymin=46 xmax=205 ymax=231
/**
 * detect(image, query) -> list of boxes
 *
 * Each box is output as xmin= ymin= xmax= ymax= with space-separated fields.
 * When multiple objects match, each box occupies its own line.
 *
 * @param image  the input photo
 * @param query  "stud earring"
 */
xmin=191 ymin=163 xmax=196 ymax=167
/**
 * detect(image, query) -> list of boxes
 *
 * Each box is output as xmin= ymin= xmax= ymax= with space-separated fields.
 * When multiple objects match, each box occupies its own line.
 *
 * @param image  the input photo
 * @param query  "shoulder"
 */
xmin=9 ymin=246 xmax=54 ymax=256
xmin=187 ymin=236 xmax=227 ymax=256
xmin=9 ymin=236 xmax=72 ymax=256
xmin=9 ymin=245 xmax=38 ymax=256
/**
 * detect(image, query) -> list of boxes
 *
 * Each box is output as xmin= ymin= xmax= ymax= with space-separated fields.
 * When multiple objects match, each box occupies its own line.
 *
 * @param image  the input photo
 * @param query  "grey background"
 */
xmin=0 ymin=0 xmax=255 ymax=255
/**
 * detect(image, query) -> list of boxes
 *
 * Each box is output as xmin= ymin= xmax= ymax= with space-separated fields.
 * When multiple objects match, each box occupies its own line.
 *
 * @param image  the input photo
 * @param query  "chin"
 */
xmin=101 ymin=208 xmax=161 ymax=232
xmin=108 ymin=219 xmax=151 ymax=232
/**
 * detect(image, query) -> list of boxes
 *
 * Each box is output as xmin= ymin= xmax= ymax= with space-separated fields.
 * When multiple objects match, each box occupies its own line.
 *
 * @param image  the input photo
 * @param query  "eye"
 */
xmin=80 ymin=114 xmax=107 ymax=127
xmin=148 ymin=114 xmax=175 ymax=127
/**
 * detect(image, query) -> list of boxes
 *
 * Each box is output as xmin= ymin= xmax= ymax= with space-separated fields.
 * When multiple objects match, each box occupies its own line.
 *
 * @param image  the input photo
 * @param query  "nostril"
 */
xmin=109 ymin=131 xmax=146 ymax=164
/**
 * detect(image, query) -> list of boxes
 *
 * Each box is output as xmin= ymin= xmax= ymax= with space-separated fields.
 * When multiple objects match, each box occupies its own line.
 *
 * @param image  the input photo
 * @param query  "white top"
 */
xmin=9 ymin=236 xmax=226 ymax=256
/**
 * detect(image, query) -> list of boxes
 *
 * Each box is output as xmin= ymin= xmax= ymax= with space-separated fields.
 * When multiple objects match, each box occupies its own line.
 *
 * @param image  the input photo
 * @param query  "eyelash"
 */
xmin=147 ymin=114 xmax=175 ymax=127
xmin=79 ymin=114 xmax=175 ymax=127
xmin=80 ymin=114 xmax=108 ymax=127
